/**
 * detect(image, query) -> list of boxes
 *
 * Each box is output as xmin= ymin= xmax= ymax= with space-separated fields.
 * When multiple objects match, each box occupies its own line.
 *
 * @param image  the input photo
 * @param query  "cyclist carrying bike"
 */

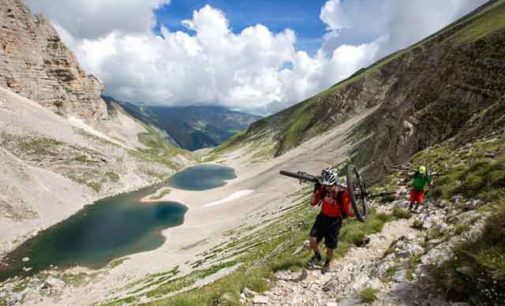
xmin=307 ymin=168 xmax=354 ymax=274
xmin=409 ymin=165 xmax=433 ymax=212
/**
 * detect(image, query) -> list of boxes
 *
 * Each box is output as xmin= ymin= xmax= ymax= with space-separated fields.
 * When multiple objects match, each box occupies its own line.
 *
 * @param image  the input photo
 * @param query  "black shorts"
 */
xmin=309 ymin=213 xmax=342 ymax=249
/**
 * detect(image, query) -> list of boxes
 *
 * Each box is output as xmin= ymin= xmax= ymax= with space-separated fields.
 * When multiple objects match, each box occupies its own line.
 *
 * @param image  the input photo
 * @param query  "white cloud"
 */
xmin=319 ymin=0 xmax=487 ymax=58
xmin=26 ymin=0 xmax=486 ymax=114
xmin=59 ymin=5 xmax=300 ymax=111
xmin=26 ymin=0 xmax=170 ymax=39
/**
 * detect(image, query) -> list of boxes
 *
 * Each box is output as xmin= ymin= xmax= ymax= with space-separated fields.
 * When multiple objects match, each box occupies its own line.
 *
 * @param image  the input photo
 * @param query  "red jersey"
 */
xmin=311 ymin=186 xmax=354 ymax=218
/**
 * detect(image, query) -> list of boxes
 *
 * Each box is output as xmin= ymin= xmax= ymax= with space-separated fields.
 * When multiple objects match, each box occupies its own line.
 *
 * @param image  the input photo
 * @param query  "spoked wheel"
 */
xmin=346 ymin=164 xmax=368 ymax=222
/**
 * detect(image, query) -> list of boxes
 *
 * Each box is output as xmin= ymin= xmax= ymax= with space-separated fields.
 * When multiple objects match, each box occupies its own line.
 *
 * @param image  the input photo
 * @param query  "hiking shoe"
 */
xmin=321 ymin=263 xmax=330 ymax=274
xmin=306 ymin=253 xmax=322 ymax=268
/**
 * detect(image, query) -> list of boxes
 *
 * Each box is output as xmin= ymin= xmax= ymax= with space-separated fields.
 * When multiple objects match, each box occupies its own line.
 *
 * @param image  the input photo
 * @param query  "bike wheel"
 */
xmin=346 ymin=164 xmax=368 ymax=222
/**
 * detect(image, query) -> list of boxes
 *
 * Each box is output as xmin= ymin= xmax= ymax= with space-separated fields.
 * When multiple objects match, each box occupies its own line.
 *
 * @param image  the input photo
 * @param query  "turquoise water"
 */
xmin=0 ymin=164 xmax=236 ymax=281
xmin=168 ymin=164 xmax=236 ymax=190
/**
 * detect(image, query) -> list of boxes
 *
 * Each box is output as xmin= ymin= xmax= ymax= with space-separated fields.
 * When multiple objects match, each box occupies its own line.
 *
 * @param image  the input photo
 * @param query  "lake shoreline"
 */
xmin=0 ymin=164 xmax=236 ymax=282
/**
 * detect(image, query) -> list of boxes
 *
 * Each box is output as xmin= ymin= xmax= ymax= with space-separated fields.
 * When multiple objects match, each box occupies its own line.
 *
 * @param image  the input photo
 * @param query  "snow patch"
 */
xmin=68 ymin=117 xmax=121 ymax=145
xmin=204 ymin=190 xmax=254 ymax=208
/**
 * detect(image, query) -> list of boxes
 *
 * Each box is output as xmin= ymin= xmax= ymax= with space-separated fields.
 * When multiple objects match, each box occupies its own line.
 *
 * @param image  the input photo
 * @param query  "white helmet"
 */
xmin=321 ymin=168 xmax=338 ymax=185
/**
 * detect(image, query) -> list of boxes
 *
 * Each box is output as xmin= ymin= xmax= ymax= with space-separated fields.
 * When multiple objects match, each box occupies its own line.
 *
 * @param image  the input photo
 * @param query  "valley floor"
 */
xmin=0 ymin=106 xmax=378 ymax=305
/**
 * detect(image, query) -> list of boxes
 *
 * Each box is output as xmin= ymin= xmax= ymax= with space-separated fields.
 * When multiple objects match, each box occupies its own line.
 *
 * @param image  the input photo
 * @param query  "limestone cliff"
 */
xmin=0 ymin=0 xmax=108 ymax=119
xmin=0 ymin=0 xmax=195 ymax=258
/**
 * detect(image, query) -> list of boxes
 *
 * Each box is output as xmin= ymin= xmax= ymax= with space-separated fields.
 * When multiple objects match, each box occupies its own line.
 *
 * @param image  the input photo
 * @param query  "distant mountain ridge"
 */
xmin=106 ymin=98 xmax=262 ymax=151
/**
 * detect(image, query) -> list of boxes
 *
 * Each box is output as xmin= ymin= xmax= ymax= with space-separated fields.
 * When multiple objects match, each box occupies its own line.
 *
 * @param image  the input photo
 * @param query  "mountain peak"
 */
xmin=0 ymin=0 xmax=108 ymax=119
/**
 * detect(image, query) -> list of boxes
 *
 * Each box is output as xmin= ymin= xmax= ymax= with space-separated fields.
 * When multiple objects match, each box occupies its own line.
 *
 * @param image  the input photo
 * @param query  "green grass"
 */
xmin=150 ymin=188 xmax=172 ymax=200
xmin=60 ymin=272 xmax=89 ymax=287
xmin=108 ymin=258 xmax=128 ymax=269
xmin=103 ymin=187 xmax=397 ymax=305
xmin=105 ymin=171 xmax=120 ymax=182
xmin=406 ymin=255 xmax=420 ymax=282
xmin=392 ymin=207 xmax=412 ymax=219
xmin=73 ymin=154 xmax=99 ymax=165
xmin=454 ymin=223 xmax=470 ymax=235
xmin=427 ymin=227 xmax=444 ymax=241
xmin=411 ymin=135 xmax=505 ymax=202
xmin=398 ymin=129 xmax=505 ymax=304
xmin=133 ymin=125 xmax=189 ymax=170
xmin=454 ymin=0 xmax=505 ymax=43
xmin=278 ymin=102 xmax=317 ymax=154
xmin=148 ymin=209 xmax=393 ymax=305
xmin=412 ymin=219 xmax=424 ymax=230
xmin=0 ymin=133 xmax=126 ymax=193
xmin=12 ymin=278 xmax=29 ymax=293
xmin=0 ymin=134 xmax=61 ymax=156
xmin=431 ymin=201 xmax=505 ymax=304
xmin=210 ymin=130 xmax=247 ymax=155
xmin=384 ymin=265 xmax=397 ymax=282
xmin=339 ymin=209 xmax=394 ymax=246
xmin=359 ymin=287 xmax=379 ymax=303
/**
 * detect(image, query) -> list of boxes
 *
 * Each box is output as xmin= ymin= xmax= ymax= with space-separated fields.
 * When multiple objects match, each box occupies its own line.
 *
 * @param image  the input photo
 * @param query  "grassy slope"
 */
xmin=210 ymin=0 xmax=505 ymax=160
xmin=0 ymin=120 xmax=190 ymax=195
xmin=411 ymin=134 xmax=505 ymax=305
xmin=101 ymin=128 xmax=505 ymax=305
xmin=0 ymin=133 xmax=117 ymax=193
xmin=101 ymin=2 xmax=505 ymax=305
xmin=102 ymin=185 xmax=397 ymax=306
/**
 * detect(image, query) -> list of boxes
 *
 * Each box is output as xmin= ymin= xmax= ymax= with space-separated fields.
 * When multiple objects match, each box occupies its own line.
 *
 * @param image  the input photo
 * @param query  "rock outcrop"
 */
xmin=0 ymin=0 xmax=108 ymax=119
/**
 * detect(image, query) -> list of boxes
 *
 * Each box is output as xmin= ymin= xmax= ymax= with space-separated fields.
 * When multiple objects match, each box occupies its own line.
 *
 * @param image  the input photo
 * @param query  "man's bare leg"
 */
xmin=321 ymin=247 xmax=334 ymax=274
xmin=309 ymin=237 xmax=320 ymax=255
xmin=307 ymin=237 xmax=322 ymax=267
xmin=325 ymin=247 xmax=334 ymax=265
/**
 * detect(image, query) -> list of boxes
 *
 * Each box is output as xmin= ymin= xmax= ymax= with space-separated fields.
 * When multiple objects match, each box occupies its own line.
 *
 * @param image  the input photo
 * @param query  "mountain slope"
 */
xmin=0 ymin=0 xmax=195 ymax=256
xmin=213 ymin=0 xmax=505 ymax=182
xmin=1 ymin=1 xmax=504 ymax=305
xmin=0 ymin=86 xmax=193 ymax=254
xmin=110 ymin=2 xmax=505 ymax=304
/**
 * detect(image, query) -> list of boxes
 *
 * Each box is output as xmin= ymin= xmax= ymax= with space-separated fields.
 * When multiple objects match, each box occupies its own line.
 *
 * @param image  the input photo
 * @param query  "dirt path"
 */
xmin=242 ymin=199 xmax=466 ymax=306
xmin=247 ymin=219 xmax=415 ymax=306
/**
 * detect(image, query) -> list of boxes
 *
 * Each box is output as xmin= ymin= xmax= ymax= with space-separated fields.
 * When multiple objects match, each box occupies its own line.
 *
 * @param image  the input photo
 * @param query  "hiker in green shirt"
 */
xmin=409 ymin=166 xmax=433 ymax=212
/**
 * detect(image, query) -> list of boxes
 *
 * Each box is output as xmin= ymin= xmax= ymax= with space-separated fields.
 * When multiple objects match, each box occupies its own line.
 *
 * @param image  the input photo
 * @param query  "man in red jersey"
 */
xmin=307 ymin=168 xmax=354 ymax=274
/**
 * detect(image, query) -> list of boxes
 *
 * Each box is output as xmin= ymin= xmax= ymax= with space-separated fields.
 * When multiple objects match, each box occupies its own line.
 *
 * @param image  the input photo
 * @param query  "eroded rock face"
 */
xmin=241 ymin=3 xmax=505 ymax=184
xmin=0 ymin=0 xmax=108 ymax=119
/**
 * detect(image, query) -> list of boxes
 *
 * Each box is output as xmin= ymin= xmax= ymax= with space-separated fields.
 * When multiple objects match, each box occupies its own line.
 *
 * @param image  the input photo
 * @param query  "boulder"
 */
xmin=242 ymin=287 xmax=257 ymax=299
xmin=253 ymin=295 xmax=269 ymax=304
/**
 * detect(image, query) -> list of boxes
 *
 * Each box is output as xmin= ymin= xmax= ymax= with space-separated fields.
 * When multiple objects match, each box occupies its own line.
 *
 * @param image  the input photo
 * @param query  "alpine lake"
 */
xmin=0 ymin=164 xmax=236 ymax=281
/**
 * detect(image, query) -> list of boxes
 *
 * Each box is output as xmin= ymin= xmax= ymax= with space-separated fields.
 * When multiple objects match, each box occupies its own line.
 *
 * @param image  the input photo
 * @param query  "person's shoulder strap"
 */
xmin=336 ymin=190 xmax=344 ymax=204
xmin=336 ymin=190 xmax=347 ymax=218
xmin=320 ymin=188 xmax=327 ymax=200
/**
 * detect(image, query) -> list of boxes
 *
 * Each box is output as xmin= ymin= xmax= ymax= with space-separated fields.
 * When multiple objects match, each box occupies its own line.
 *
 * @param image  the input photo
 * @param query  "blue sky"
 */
xmin=27 ymin=0 xmax=487 ymax=113
xmin=154 ymin=0 xmax=328 ymax=55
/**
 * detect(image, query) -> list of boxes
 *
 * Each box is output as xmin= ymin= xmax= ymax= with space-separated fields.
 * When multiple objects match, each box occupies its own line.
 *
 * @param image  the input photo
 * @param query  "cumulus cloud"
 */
xmin=64 ymin=5 xmax=298 ymax=111
xmin=27 ymin=0 xmax=486 ymax=114
xmin=319 ymin=0 xmax=486 ymax=58
xmin=26 ymin=0 xmax=170 ymax=39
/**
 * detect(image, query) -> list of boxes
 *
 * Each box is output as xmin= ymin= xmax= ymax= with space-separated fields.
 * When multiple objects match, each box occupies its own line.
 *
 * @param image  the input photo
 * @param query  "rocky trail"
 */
xmin=242 ymin=198 xmax=484 ymax=306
